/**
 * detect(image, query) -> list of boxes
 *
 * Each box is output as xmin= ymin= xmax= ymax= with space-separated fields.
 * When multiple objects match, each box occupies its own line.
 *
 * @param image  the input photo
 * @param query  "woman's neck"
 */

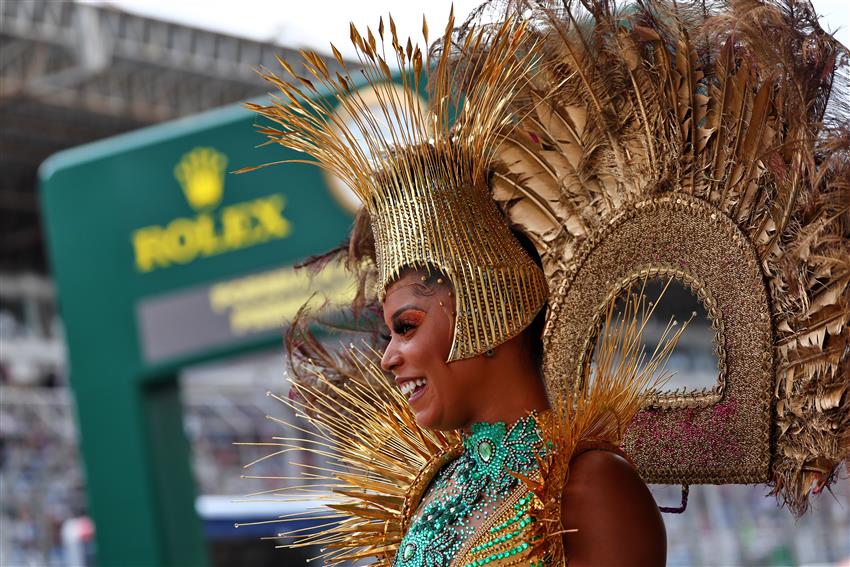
xmin=462 ymin=350 xmax=550 ymax=432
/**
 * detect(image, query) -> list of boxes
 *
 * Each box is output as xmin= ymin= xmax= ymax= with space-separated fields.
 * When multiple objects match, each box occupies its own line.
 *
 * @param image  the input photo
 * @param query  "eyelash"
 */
xmin=385 ymin=312 xmax=424 ymax=339
xmin=393 ymin=320 xmax=417 ymax=336
xmin=379 ymin=324 xmax=415 ymax=343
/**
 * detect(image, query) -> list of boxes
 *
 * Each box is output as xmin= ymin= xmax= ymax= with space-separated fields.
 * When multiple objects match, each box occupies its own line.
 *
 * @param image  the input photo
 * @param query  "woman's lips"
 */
xmin=407 ymin=381 xmax=427 ymax=404
xmin=398 ymin=377 xmax=427 ymax=402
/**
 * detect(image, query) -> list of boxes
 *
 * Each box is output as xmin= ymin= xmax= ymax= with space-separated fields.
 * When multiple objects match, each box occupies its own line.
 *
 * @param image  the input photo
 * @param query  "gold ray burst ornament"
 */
xmin=244 ymin=13 xmax=548 ymax=361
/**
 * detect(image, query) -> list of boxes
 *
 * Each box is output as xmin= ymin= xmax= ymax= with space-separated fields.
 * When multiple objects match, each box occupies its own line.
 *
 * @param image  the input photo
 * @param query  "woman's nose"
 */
xmin=381 ymin=340 xmax=401 ymax=373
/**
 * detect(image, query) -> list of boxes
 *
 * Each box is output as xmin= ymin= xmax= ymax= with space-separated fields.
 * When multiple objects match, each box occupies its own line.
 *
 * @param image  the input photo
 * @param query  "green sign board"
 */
xmin=40 ymin=97 xmax=356 ymax=566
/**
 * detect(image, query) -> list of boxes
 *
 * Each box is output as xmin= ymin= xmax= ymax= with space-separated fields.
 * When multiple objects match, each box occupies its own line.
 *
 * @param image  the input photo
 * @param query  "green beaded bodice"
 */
xmin=394 ymin=414 xmax=545 ymax=567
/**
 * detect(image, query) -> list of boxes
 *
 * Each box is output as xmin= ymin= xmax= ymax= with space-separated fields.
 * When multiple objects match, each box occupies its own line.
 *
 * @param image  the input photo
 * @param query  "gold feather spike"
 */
xmin=525 ymin=281 xmax=689 ymax=563
xmin=452 ymin=0 xmax=849 ymax=514
xmin=244 ymin=12 xmax=549 ymax=363
xmin=240 ymin=281 xmax=687 ymax=566
xmin=238 ymin=353 xmax=461 ymax=566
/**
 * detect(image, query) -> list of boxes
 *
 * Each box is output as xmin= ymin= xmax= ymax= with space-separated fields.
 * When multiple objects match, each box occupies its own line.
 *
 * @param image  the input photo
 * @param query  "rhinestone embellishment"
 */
xmin=393 ymin=414 xmax=544 ymax=567
xmin=402 ymin=542 xmax=416 ymax=561
xmin=478 ymin=440 xmax=494 ymax=463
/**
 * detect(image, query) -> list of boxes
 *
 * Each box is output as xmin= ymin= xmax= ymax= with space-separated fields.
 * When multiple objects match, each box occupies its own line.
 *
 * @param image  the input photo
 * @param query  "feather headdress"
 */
xmin=449 ymin=0 xmax=849 ymax=514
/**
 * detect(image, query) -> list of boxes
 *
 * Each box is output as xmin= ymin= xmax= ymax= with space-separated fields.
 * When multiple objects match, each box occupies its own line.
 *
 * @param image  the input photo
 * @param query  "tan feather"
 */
xmin=463 ymin=0 xmax=849 ymax=516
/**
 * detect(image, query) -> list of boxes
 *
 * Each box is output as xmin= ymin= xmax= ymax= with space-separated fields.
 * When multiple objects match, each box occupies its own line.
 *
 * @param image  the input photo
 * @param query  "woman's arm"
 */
xmin=561 ymin=449 xmax=666 ymax=567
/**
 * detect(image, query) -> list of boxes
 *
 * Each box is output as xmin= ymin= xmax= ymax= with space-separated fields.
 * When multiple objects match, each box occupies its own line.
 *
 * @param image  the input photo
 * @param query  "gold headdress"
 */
xmin=246 ymin=14 xmax=548 ymax=361
xmin=454 ymin=0 xmax=849 ymax=513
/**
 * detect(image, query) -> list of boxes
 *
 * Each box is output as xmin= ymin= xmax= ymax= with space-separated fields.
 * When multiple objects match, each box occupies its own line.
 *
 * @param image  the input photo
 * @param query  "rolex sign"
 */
xmin=131 ymin=147 xmax=292 ymax=273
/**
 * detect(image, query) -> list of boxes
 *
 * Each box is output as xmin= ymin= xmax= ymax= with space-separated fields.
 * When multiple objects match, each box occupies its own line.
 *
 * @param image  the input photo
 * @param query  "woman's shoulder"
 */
xmin=568 ymin=444 xmax=645 ymax=495
xmin=561 ymin=447 xmax=667 ymax=567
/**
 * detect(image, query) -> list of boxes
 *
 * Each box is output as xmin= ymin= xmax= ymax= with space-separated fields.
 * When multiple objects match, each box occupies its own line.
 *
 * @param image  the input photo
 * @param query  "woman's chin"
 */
xmin=411 ymin=402 xmax=445 ymax=431
xmin=408 ymin=387 xmax=457 ymax=431
xmin=411 ymin=405 xmax=436 ymax=430
xmin=412 ymin=409 xmax=459 ymax=432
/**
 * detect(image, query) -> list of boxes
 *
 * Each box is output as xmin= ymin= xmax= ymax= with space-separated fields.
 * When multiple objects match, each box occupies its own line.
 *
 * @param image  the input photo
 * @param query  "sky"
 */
xmin=80 ymin=0 xmax=849 ymax=57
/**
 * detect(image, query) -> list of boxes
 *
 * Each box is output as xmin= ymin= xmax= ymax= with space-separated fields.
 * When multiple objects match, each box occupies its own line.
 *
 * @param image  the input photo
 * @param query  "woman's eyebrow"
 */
xmin=391 ymin=304 xmax=425 ymax=322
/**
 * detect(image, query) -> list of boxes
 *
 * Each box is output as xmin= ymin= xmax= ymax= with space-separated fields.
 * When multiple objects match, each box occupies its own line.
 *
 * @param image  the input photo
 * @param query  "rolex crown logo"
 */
xmin=174 ymin=147 xmax=228 ymax=211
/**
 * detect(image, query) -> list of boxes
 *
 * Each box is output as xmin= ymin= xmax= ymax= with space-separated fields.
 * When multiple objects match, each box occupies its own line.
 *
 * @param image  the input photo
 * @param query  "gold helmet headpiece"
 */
xmin=247 ymin=13 xmax=548 ymax=361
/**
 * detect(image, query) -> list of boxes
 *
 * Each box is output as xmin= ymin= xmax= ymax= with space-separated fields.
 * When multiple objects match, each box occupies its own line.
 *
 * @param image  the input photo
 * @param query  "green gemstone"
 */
xmin=402 ymin=542 xmax=416 ymax=561
xmin=478 ymin=440 xmax=495 ymax=462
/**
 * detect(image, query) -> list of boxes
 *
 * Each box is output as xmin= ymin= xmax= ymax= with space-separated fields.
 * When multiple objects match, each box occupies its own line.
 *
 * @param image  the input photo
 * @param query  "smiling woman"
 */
xmin=240 ymin=5 xmax=676 ymax=562
xmin=376 ymin=265 xmax=666 ymax=566
xmin=241 ymin=0 xmax=849 ymax=565
xmin=380 ymin=268 xmax=549 ymax=432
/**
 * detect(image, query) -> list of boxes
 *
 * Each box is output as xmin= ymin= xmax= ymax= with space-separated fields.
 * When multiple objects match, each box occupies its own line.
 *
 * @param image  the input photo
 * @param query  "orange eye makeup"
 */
xmin=392 ymin=308 xmax=425 ymax=336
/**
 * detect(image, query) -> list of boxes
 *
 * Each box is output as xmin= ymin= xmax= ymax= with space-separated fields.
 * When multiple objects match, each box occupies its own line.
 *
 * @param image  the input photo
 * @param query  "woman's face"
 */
xmin=380 ymin=270 xmax=489 ymax=431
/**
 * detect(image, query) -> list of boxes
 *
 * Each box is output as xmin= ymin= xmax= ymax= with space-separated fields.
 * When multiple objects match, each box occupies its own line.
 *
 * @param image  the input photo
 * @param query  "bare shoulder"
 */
xmin=560 ymin=449 xmax=666 ymax=567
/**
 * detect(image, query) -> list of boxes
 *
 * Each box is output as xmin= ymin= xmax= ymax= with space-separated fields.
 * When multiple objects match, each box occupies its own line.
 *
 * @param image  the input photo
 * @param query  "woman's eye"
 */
xmin=389 ymin=310 xmax=424 ymax=337
xmin=394 ymin=322 xmax=415 ymax=335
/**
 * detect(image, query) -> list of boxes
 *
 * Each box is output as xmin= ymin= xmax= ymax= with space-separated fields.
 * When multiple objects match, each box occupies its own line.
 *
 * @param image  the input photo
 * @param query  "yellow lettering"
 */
xmin=163 ymin=218 xmax=198 ymax=264
xmin=131 ymin=193 xmax=294 ymax=273
xmin=194 ymin=213 xmax=224 ymax=257
xmin=209 ymin=262 xmax=356 ymax=334
xmin=221 ymin=204 xmax=254 ymax=249
xmin=132 ymin=226 xmax=167 ymax=272
xmin=252 ymin=195 xmax=291 ymax=239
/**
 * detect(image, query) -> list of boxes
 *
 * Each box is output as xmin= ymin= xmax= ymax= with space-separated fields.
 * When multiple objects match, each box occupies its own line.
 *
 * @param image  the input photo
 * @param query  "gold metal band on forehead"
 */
xmin=247 ymin=13 xmax=548 ymax=361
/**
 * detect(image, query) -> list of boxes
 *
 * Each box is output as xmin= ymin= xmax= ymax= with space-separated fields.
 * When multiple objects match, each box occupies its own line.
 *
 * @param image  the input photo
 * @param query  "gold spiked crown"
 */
xmin=246 ymin=13 xmax=548 ymax=361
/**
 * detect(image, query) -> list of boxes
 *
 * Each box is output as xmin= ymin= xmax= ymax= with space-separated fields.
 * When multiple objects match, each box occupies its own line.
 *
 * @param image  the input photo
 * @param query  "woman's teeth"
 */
xmin=399 ymin=378 xmax=427 ymax=399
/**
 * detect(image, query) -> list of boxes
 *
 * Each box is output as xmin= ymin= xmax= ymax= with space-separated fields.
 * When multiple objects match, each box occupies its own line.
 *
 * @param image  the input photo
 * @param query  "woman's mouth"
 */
xmin=399 ymin=378 xmax=427 ymax=402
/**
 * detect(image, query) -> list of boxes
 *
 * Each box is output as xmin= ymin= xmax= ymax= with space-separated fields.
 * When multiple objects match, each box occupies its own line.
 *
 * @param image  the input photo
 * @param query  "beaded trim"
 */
xmin=400 ymin=442 xmax=465 ymax=535
xmin=395 ymin=415 xmax=545 ymax=567
xmin=543 ymin=195 xmax=774 ymax=485
xmin=452 ymin=484 xmax=538 ymax=567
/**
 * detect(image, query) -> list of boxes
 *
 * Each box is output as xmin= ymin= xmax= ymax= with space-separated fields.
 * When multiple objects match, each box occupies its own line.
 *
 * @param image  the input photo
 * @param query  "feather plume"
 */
xmin=452 ymin=0 xmax=849 ymax=515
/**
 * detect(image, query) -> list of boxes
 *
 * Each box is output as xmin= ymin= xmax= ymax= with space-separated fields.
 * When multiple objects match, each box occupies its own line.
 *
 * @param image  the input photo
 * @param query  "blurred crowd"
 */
xmin=1 ymin=386 xmax=86 ymax=566
xmin=1 ymin=276 xmax=80 ymax=565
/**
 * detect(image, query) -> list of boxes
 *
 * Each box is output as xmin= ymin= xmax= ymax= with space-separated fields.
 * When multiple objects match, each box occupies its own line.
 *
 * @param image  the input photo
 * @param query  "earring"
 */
xmin=484 ymin=349 xmax=495 ymax=358
xmin=439 ymin=301 xmax=444 ymax=306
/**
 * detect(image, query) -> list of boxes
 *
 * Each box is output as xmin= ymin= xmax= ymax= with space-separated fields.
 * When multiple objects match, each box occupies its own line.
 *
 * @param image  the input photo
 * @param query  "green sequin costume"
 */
xmin=396 ymin=415 xmax=545 ymax=567
xmin=261 ymin=343 xmax=652 ymax=566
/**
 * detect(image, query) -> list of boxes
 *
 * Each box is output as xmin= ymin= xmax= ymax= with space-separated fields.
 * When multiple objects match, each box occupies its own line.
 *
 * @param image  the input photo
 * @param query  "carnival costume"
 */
xmin=242 ymin=0 xmax=849 ymax=564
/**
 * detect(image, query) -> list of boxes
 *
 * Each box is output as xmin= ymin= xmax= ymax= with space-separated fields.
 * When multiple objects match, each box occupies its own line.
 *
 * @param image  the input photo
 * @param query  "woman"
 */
xmin=242 ymin=0 xmax=849 ymax=564
xmin=380 ymin=267 xmax=666 ymax=566
xmin=241 ymin=10 xmax=673 ymax=564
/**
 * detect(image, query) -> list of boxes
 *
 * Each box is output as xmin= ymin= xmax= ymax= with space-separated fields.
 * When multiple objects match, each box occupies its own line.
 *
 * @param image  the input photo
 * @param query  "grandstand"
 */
xmin=2 ymin=0 xmax=346 ymax=272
